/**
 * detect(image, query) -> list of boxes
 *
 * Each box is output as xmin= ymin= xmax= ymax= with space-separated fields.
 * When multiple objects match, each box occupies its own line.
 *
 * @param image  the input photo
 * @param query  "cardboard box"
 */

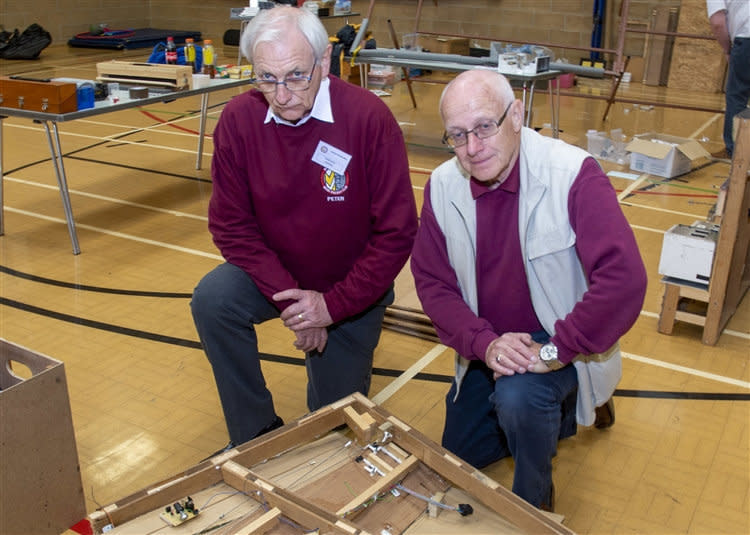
xmin=0 ymin=339 xmax=86 ymax=535
xmin=0 ymin=76 xmax=78 ymax=113
xmin=417 ymin=35 xmax=470 ymax=56
xmin=658 ymin=222 xmax=719 ymax=284
xmin=626 ymin=132 xmax=710 ymax=178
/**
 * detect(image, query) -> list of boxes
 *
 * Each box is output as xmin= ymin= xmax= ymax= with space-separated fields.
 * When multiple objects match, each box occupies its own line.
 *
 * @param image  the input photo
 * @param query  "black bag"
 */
xmin=0 ymin=23 xmax=52 ymax=60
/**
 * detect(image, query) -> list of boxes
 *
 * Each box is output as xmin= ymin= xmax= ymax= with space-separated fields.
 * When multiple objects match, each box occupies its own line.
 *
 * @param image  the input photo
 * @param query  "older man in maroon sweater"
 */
xmin=411 ymin=70 xmax=647 ymax=511
xmin=191 ymin=6 xmax=417 ymax=454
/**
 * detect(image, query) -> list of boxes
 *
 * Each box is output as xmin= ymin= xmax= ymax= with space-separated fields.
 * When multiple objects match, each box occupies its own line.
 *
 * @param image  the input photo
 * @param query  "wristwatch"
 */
xmin=539 ymin=342 xmax=564 ymax=371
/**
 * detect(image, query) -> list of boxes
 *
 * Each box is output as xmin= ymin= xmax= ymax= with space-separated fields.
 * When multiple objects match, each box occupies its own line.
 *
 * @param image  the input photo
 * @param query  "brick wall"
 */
xmin=1 ymin=0 xmax=719 ymax=89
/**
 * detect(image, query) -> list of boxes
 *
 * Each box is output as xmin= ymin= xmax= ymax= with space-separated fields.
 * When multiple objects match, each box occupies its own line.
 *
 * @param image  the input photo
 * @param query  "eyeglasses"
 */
xmin=442 ymin=102 xmax=513 ymax=148
xmin=250 ymin=60 xmax=317 ymax=93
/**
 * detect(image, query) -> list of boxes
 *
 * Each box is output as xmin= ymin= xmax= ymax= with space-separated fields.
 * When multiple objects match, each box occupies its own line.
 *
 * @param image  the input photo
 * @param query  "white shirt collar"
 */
xmin=264 ymin=76 xmax=333 ymax=127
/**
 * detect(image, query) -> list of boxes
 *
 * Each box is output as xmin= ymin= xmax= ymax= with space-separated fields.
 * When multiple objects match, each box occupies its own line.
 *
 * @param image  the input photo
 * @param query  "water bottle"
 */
xmin=165 ymin=36 xmax=178 ymax=65
xmin=184 ymin=38 xmax=197 ymax=73
xmin=202 ymin=39 xmax=216 ymax=78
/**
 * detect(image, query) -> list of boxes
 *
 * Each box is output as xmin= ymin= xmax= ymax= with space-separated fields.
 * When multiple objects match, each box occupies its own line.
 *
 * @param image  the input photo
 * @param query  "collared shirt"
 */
xmin=264 ymin=77 xmax=334 ymax=127
xmin=470 ymin=158 xmax=543 ymax=360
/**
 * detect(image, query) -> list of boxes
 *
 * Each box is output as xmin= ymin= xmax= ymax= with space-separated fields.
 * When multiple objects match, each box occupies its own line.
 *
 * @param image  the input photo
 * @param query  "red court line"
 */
xmin=138 ymin=109 xmax=202 ymax=136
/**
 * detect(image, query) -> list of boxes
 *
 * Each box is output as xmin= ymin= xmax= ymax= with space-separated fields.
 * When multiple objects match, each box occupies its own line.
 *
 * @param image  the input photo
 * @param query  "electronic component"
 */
xmin=159 ymin=496 xmax=199 ymax=527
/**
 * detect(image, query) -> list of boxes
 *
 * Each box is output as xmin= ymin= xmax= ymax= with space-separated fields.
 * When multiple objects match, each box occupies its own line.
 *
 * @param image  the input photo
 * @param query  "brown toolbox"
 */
xmin=0 ymin=76 xmax=78 ymax=113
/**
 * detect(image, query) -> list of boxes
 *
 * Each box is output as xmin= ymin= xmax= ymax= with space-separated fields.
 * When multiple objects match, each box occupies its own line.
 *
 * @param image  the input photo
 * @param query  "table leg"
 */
xmin=196 ymin=92 xmax=209 ymax=170
xmin=41 ymin=120 xmax=80 ymax=254
xmin=526 ymin=81 xmax=536 ymax=128
xmin=548 ymin=78 xmax=560 ymax=139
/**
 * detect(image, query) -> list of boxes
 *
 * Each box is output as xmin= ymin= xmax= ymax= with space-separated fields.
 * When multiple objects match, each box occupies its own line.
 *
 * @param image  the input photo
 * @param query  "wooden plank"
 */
xmin=96 ymin=60 xmax=193 ymax=90
xmin=335 ymin=455 xmax=419 ymax=516
xmin=234 ymin=507 xmax=281 ymax=535
xmin=221 ymin=461 xmax=366 ymax=535
xmin=703 ymin=112 xmax=750 ymax=344
xmin=343 ymin=406 xmax=376 ymax=443
xmin=657 ymin=283 xmax=680 ymax=334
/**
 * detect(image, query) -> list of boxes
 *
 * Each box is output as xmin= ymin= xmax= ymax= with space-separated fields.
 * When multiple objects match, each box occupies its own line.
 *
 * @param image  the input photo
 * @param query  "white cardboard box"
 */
xmin=658 ymin=222 xmax=719 ymax=284
xmin=626 ymin=132 xmax=710 ymax=178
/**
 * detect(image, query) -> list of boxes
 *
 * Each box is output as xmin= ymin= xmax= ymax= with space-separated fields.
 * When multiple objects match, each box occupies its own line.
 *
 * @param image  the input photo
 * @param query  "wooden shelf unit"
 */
xmin=658 ymin=110 xmax=750 ymax=344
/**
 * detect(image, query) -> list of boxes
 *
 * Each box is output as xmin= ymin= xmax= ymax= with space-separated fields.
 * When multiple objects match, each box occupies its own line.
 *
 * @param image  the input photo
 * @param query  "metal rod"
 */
xmin=387 ymin=19 xmax=417 ymax=108
xmin=43 ymin=121 xmax=80 ymax=254
xmin=196 ymin=92 xmax=209 ymax=170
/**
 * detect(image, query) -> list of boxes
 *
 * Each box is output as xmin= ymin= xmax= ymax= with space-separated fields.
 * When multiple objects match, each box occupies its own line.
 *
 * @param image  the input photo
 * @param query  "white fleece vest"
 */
xmin=429 ymin=127 xmax=621 ymax=426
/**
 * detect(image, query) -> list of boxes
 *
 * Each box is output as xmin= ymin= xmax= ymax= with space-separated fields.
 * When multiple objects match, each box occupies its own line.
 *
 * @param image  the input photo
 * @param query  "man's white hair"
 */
xmin=240 ymin=5 xmax=330 ymax=63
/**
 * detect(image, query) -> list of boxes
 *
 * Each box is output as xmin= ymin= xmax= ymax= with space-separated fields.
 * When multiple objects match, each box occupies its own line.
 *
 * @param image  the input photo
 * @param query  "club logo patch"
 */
xmin=321 ymin=168 xmax=349 ymax=195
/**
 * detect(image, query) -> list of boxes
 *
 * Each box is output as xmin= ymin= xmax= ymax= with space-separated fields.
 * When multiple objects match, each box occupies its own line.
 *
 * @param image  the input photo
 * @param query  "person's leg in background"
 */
xmin=723 ymin=37 xmax=750 ymax=156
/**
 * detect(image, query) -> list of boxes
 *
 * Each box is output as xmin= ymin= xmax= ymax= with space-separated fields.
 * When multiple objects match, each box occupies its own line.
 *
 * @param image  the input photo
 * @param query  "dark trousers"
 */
xmin=442 ymin=338 xmax=578 ymax=508
xmin=724 ymin=37 xmax=750 ymax=156
xmin=191 ymin=262 xmax=392 ymax=444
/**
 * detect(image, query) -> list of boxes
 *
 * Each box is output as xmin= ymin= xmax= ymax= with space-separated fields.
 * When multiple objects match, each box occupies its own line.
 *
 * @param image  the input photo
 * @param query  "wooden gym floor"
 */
xmin=1 ymin=45 xmax=748 ymax=534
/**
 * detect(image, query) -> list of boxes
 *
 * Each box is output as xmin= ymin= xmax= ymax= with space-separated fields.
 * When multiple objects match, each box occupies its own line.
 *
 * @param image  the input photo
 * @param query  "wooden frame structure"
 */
xmin=87 ymin=393 xmax=573 ymax=535
xmin=657 ymin=110 xmax=750 ymax=344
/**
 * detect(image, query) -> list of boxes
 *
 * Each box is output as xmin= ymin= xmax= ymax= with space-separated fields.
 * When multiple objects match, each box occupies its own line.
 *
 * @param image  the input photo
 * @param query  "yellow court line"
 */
xmin=689 ymin=113 xmax=722 ymax=140
xmin=617 ymin=173 xmax=649 ymax=202
xmin=4 ymin=177 xmax=208 ymax=221
xmin=372 ymin=343 xmax=448 ymax=404
xmin=4 ymin=207 xmax=222 ymax=261
xmin=622 ymin=351 xmax=750 ymax=389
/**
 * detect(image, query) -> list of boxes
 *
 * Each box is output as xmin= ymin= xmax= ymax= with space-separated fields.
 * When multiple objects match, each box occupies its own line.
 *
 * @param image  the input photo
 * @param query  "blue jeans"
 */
xmin=724 ymin=37 xmax=750 ymax=156
xmin=442 ymin=336 xmax=578 ymax=507
xmin=191 ymin=262 xmax=393 ymax=444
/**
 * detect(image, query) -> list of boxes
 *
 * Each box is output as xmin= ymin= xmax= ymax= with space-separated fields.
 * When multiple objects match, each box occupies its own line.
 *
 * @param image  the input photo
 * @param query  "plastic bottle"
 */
xmin=165 ymin=36 xmax=178 ymax=65
xmin=202 ymin=39 xmax=216 ymax=78
xmin=184 ymin=38 xmax=197 ymax=73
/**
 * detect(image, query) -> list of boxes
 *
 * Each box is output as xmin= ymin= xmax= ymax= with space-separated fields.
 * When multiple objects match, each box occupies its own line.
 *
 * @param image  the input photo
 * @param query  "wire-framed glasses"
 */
xmin=250 ymin=60 xmax=318 ymax=93
xmin=442 ymin=101 xmax=513 ymax=148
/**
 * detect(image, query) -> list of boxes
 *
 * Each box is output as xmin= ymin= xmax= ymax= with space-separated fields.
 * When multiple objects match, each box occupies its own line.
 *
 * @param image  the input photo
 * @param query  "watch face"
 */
xmin=541 ymin=343 xmax=561 ymax=369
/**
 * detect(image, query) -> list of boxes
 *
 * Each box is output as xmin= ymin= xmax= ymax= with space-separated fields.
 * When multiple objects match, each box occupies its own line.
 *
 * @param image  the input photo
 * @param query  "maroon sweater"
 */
xmin=209 ymin=76 xmax=417 ymax=322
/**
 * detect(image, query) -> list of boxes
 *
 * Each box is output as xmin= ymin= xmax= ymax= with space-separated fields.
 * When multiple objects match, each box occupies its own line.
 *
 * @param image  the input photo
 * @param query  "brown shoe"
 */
xmin=594 ymin=397 xmax=615 ymax=429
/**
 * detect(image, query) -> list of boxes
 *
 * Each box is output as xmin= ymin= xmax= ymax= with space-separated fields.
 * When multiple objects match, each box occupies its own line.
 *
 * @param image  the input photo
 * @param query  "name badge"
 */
xmin=312 ymin=140 xmax=352 ymax=175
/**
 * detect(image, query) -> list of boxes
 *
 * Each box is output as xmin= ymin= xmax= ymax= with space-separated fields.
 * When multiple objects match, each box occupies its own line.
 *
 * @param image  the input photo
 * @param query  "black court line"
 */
xmin=1 ymin=295 xmax=748 ymax=401
xmin=0 ymin=265 xmax=192 ymax=297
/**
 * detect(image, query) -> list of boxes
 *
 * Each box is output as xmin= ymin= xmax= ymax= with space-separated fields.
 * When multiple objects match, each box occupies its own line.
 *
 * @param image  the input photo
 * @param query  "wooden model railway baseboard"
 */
xmin=87 ymin=393 xmax=572 ymax=535
xmin=95 ymin=61 xmax=193 ymax=90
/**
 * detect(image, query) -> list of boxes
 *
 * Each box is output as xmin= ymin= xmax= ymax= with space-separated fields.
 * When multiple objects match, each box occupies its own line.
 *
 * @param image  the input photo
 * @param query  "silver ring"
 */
xmin=298 ymin=313 xmax=304 ymax=320
xmin=495 ymin=355 xmax=502 ymax=363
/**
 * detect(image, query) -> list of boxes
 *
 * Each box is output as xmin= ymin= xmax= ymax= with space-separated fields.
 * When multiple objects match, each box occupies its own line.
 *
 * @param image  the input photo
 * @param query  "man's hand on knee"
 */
xmin=294 ymin=327 xmax=328 ymax=353
xmin=274 ymin=289 xmax=333 ymax=330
